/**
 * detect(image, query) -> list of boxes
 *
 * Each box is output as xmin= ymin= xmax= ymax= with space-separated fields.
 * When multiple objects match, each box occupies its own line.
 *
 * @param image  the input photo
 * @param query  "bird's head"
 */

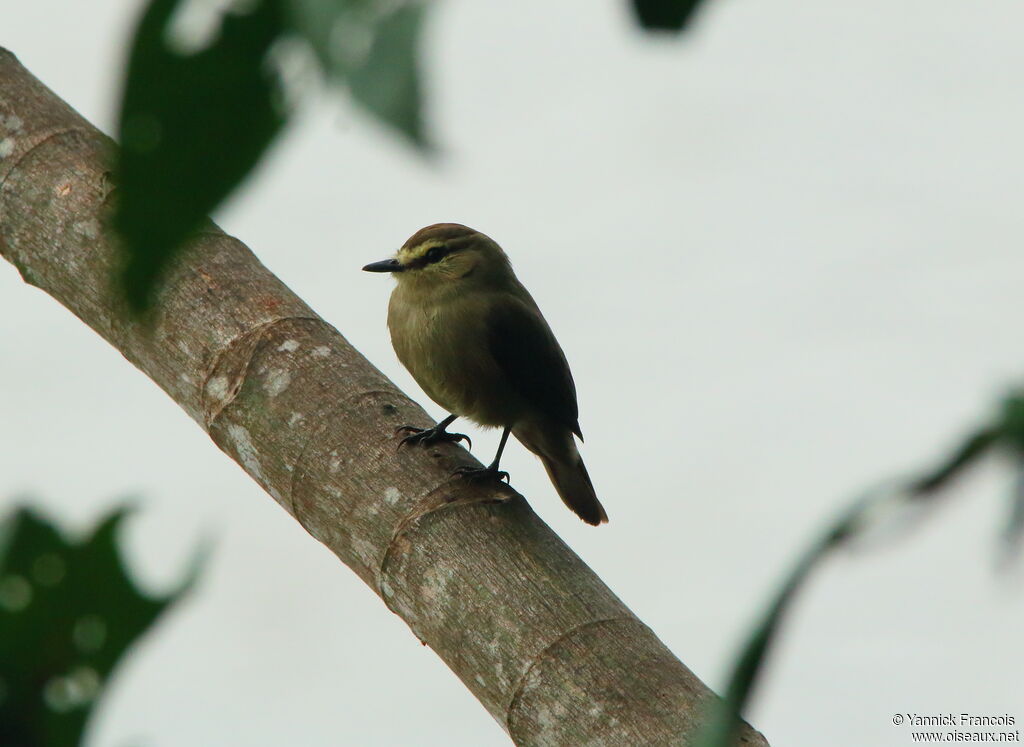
xmin=362 ymin=223 xmax=511 ymax=288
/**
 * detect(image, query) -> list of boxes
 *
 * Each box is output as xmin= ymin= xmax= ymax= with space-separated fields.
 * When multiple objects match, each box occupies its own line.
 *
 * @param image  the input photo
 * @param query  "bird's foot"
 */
xmin=452 ymin=464 xmax=510 ymax=484
xmin=396 ymin=424 xmax=472 ymax=450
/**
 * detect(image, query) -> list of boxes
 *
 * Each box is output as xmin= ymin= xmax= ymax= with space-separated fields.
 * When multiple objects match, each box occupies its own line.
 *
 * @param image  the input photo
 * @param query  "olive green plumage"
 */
xmin=363 ymin=223 xmax=607 ymax=525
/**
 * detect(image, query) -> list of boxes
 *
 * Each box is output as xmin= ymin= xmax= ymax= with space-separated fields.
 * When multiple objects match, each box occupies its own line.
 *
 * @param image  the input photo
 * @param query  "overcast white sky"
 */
xmin=3 ymin=1 xmax=1024 ymax=745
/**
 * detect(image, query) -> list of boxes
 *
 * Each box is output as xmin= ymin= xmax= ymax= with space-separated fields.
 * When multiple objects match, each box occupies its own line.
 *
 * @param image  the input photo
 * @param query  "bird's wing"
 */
xmin=486 ymin=296 xmax=582 ymax=438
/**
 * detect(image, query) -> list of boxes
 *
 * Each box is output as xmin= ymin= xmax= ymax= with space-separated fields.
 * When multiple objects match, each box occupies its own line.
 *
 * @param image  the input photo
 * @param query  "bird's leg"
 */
xmin=454 ymin=427 xmax=511 ymax=483
xmin=396 ymin=413 xmax=472 ymax=449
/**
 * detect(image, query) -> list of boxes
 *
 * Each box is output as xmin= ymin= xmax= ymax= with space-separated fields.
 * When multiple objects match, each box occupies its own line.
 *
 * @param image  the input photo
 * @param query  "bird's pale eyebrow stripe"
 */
xmin=400 ymin=239 xmax=461 ymax=268
xmin=400 ymin=239 xmax=446 ymax=262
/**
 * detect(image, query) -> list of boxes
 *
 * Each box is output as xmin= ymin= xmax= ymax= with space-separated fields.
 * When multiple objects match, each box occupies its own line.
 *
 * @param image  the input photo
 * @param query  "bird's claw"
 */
xmin=452 ymin=465 xmax=510 ymax=484
xmin=395 ymin=424 xmax=472 ymax=450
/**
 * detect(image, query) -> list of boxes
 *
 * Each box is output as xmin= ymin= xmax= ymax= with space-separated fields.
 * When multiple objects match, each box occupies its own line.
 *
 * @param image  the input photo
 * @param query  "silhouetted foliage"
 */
xmin=0 ymin=505 xmax=198 ymax=747
xmin=699 ymin=390 xmax=1024 ymax=747
xmin=115 ymin=0 xmax=428 ymax=310
xmin=631 ymin=0 xmax=705 ymax=31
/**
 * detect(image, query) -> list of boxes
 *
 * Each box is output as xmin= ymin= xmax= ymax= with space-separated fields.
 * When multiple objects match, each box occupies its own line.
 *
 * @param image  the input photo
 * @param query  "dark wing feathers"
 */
xmin=487 ymin=299 xmax=582 ymax=437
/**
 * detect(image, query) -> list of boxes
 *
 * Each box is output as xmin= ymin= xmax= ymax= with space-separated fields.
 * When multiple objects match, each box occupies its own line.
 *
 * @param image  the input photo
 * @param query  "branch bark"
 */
xmin=0 ymin=49 xmax=768 ymax=746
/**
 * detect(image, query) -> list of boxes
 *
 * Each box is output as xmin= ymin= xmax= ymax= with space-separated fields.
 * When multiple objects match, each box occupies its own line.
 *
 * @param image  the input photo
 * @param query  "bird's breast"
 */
xmin=387 ymin=289 xmax=520 ymax=426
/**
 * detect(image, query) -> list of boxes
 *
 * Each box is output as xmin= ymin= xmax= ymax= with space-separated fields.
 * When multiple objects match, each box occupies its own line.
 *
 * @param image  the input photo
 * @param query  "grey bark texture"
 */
xmin=0 ymin=48 xmax=768 ymax=746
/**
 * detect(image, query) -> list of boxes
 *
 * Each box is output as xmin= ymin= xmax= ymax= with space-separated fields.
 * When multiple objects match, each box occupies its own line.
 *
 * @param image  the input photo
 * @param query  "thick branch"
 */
xmin=0 ymin=49 xmax=767 ymax=746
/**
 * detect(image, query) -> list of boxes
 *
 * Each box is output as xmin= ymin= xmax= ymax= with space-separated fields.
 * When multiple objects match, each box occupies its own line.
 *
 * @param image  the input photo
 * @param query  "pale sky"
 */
xmin=3 ymin=1 xmax=1023 ymax=745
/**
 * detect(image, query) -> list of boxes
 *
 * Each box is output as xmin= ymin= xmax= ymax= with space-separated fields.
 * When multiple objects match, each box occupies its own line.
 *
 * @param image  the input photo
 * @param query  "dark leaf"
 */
xmin=285 ymin=0 xmax=364 ymax=73
xmin=997 ymin=390 xmax=1024 ymax=454
xmin=115 ymin=0 xmax=288 ymax=311
xmin=0 ymin=505 xmax=200 ymax=747
xmin=286 ymin=0 xmax=428 ymax=145
xmin=999 ymin=468 xmax=1024 ymax=566
xmin=994 ymin=391 xmax=1024 ymax=563
xmin=631 ymin=0 xmax=705 ymax=32
xmin=910 ymin=428 xmax=999 ymax=494
xmin=348 ymin=4 xmax=427 ymax=146
xmin=698 ymin=418 xmax=1007 ymax=747
xmin=696 ymin=501 xmax=864 ymax=747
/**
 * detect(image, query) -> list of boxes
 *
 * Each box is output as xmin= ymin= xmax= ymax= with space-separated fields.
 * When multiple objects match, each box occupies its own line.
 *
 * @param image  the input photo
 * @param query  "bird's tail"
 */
xmin=540 ymin=443 xmax=608 ymax=526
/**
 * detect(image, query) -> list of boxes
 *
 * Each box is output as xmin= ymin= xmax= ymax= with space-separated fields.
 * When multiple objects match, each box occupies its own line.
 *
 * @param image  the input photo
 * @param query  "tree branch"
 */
xmin=0 ymin=48 xmax=768 ymax=746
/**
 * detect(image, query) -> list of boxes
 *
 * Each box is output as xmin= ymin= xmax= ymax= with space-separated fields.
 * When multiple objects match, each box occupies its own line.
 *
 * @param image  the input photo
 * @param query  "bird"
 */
xmin=362 ymin=223 xmax=608 ymax=525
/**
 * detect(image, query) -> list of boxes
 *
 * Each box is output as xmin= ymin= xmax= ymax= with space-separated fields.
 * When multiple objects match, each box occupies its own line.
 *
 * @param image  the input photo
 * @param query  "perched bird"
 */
xmin=363 ymin=223 xmax=608 ymax=525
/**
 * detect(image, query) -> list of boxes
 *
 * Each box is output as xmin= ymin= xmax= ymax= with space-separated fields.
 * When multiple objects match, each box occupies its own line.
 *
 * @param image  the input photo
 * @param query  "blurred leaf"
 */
xmin=909 ymin=427 xmax=999 ymax=494
xmin=695 ymin=500 xmax=864 ymax=747
xmin=1000 ymin=468 xmax=1024 ymax=566
xmin=995 ymin=392 xmax=1024 ymax=565
xmin=348 ymin=4 xmax=427 ymax=146
xmin=0 ymin=505 xmax=200 ymax=747
xmin=631 ymin=0 xmax=705 ymax=32
xmin=285 ymin=0 xmax=365 ymax=72
xmin=115 ymin=0 xmax=287 ymax=311
xmin=285 ymin=0 xmax=428 ymax=145
xmin=996 ymin=390 xmax=1024 ymax=454
xmin=698 ymin=413 xmax=1011 ymax=747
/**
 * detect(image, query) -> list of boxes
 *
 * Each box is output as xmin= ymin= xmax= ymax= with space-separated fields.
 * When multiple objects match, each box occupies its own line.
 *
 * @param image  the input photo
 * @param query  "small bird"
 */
xmin=363 ymin=223 xmax=608 ymax=525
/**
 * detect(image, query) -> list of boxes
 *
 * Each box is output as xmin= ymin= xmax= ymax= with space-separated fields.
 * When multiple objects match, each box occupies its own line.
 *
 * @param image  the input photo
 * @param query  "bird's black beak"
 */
xmin=362 ymin=258 xmax=405 ymax=273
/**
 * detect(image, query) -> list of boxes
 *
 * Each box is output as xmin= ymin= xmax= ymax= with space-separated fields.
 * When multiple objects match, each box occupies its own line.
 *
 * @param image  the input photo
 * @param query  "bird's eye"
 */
xmin=425 ymin=245 xmax=448 ymax=263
